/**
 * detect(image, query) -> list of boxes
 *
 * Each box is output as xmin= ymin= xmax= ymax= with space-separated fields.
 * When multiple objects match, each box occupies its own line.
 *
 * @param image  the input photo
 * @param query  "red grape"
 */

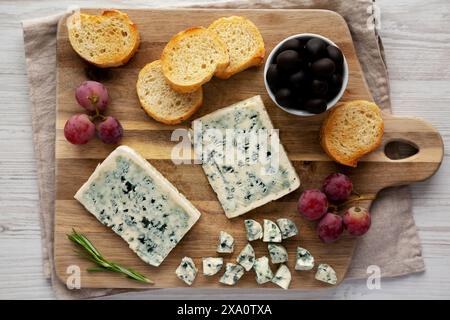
xmin=64 ymin=114 xmax=95 ymax=144
xmin=317 ymin=213 xmax=344 ymax=243
xmin=322 ymin=173 xmax=353 ymax=202
xmin=343 ymin=206 xmax=371 ymax=236
xmin=298 ymin=189 xmax=328 ymax=220
xmin=75 ymin=81 xmax=109 ymax=114
xmin=96 ymin=116 xmax=123 ymax=144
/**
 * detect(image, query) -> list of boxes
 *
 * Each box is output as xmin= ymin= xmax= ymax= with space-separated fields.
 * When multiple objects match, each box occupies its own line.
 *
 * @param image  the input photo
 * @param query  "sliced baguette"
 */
xmin=161 ymin=27 xmax=229 ymax=93
xmin=208 ymin=16 xmax=265 ymax=79
xmin=67 ymin=10 xmax=140 ymax=68
xmin=320 ymin=100 xmax=384 ymax=167
xmin=136 ymin=60 xmax=203 ymax=125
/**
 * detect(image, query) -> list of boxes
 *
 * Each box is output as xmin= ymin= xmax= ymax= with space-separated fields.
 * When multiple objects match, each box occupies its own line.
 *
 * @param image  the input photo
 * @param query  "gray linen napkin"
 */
xmin=22 ymin=0 xmax=424 ymax=299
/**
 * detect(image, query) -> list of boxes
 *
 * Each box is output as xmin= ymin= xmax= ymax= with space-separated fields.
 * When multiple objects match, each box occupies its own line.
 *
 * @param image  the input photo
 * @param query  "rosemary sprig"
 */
xmin=67 ymin=229 xmax=153 ymax=284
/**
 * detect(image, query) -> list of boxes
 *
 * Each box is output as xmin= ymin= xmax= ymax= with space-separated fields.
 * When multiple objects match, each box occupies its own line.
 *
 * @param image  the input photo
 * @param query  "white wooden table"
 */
xmin=0 ymin=0 xmax=449 ymax=299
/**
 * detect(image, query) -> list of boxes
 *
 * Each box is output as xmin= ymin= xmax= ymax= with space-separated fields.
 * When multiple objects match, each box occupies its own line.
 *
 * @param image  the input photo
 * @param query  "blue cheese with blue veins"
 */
xmin=74 ymin=146 xmax=201 ymax=267
xmin=315 ymin=263 xmax=337 ymax=285
xmin=202 ymin=257 xmax=223 ymax=276
xmin=217 ymin=231 xmax=234 ymax=253
xmin=272 ymin=264 xmax=291 ymax=290
xmin=263 ymin=219 xmax=282 ymax=243
xmin=295 ymin=247 xmax=315 ymax=271
xmin=268 ymin=243 xmax=288 ymax=264
xmin=244 ymin=219 xmax=263 ymax=241
xmin=219 ymin=263 xmax=245 ymax=286
xmin=192 ymin=95 xmax=301 ymax=219
xmin=176 ymin=257 xmax=197 ymax=285
xmin=276 ymin=218 xmax=298 ymax=239
xmin=236 ymin=243 xmax=255 ymax=271
xmin=253 ymin=256 xmax=273 ymax=284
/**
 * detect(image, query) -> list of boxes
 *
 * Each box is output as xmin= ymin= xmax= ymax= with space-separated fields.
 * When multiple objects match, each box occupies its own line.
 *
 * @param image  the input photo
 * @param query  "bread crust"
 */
xmin=67 ymin=10 xmax=140 ymax=68
xmin=208 ymin=16 xmax=265 ymax=79
xmin=320 ymin=100 xmax=384 ymax=167
xmin=136 ymin=60 xmax=203 ymax=125
xmin=161 ymin=27 xmax=229 ymax=93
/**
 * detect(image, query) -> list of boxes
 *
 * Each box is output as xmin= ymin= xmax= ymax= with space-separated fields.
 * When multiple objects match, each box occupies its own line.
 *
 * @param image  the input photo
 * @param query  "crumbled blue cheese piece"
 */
xmin=268 ymin=244 xmax=288 ymax=264
xmin=253 ymin=256 xmax=273 ymax=284
xmin=217 ymin=231 xmax=235 ymax=253
xmin=315 ymin=263 xmax=337 ymax=285
xmin=192 ymin=95 xmax=301 ymax=219
xmin=276 ymin=218 xmax=298 ymax=239
xmin=74 ymin=146 xmax=201 ymax=267
xmin=272 ymin=264 xmax=291 ymax=290
xmin=176 ymin=257 xmax=198 ymax=286
xmin=202 ymin=257 xmax=223 ymax=276
xmin=236 ymin=243 xmax=255 ymax=271
xmin=244 ymin=219 xmax=263 ymax=241
xmin=295 ymin=247 xmax=315 ymax=271
xmin=263 ymin=219 xmax=282 ymax=243
xmin=219 ymin=263 xmax=245 ymax=286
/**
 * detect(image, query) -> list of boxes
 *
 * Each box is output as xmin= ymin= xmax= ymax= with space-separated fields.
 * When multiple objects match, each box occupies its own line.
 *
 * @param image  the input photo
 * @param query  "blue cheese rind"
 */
xmin=74 ymin=146 xmax=201 ymax=267
xmin=236 ymin=243 xmax=256 ymax=271
xmin=272 ymin=264 xmax=291 ymax=290
xmin=253 ymin=256 xmax=273 ymax=284
xmin=176 ymin=257 xmax=198 ymax=286
xmin=217 ymin=231 xmax=235 ymax=253
xmin=219 ymin=263 xmax=245 ymax=286
xmin=268 ymin=244 xmax=288 ymax=264
xmin=315 ymin=263 xmax=337 ymax=285
xmin=202 ymin=257 xmax=223 ymax=276
xmin=295 ymin=247 xmax=315 ymax=271
xmin=276 ymin=218 xmax=298 ymax=239
xmin=244 ymin=219 xmax=263 ymax=241
xmin=192 ymin=95 xmax=301 ymax=219
xmin=263 ymin=219 xmax=282 ymax=243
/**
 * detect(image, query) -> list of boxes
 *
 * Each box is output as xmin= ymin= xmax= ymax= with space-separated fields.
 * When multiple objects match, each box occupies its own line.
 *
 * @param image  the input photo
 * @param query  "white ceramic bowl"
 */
xmin=264 ymin=33 xmax=349 ymax=117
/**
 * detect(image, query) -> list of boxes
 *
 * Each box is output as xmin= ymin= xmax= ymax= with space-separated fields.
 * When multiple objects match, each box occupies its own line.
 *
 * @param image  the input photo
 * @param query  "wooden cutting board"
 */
xmin=54 ymin=8 xmax=443 ymax=289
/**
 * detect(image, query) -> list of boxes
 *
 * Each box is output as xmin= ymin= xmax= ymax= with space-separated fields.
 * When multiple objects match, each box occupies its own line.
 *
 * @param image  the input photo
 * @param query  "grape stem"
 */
xmin=89 ymin=109 xmax=106 ymax=122
xmin=329 ymin=194 xmax=376 ymax=212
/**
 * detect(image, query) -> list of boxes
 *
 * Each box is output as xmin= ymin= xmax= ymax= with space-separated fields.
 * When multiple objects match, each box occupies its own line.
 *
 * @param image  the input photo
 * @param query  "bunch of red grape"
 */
xmin=64 ymin=81 xmax=123 ymax=145
xmin=297 ymin=173 xmax=371 ymax=243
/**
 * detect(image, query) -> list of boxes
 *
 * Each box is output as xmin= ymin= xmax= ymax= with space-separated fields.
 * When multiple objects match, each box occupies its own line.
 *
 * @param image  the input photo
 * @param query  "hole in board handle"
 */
xmin=384 ymin=140 xmax=419 ymax=160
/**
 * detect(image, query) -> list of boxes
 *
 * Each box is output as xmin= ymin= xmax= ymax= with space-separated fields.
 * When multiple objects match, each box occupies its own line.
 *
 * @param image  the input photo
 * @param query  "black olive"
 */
xmin=304 ymin=99 xmax=327 ymax=114
xmin=305 ymin=38 xmax=327 ymax=58
xmin=311 ymin=58 xmax=336 ymax=77
xmin=311 ymin=79 xmax=329 ymax=96
xmin=275 ymin=88 xmax=292 ymax=107
xmin=279 ymin=38 xmax=303 ymax=52
xmin=292 ymin=96 xmax=306 ymax=110
xmin=326 ymin=45 xmax=344 ymax=65
xmin=289 ymin=70 xmax=309 ymax=89
xmin=266 ymin=64 xmax=280 ymax=89
xmin=276 ymin=50 xmax=302 ymax=73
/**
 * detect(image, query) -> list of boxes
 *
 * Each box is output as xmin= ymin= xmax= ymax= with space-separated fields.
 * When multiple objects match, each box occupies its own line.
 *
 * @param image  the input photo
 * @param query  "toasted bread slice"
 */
xmin=208 ymin=16 xmax=265 ymax=79
xmin=161 ymin=27 xmax=229 ymax=93
xmin=320 ymin=100 xmax=384 ymax=167
xmin=67 ymin=10 xmax=140 ymax=68
xmin=136 ymin=60 xmax=203 ymax=125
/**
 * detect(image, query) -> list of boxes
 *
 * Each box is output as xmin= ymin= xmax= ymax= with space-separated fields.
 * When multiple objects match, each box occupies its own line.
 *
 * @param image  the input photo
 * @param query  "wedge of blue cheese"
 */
xmin=244 ymin=219 xmax=263 ymax=241
xmin=236 ymin=243 xmax=255 ymax=271
xmin=315 ymin=263 xmax=337 ymax=285
xmin=176 ymin=257 xmax=197 ymax=286
xmin=74 ymin=146 xmax=201 ymax=267
xmin=263 ymin=219 xmax=282 ymax=243
xmin=272 ymin=264 xmax=291 ymax=290
xmin=202 ymin=257 xmax=223 ymax=276
xmin=276 ymin=218 xmax=298 ymax=239
xmin=268 ymin=244 xmax=288 ymax=264
xmin=219 ymin=263 xmax=245 ymax=286
xmin=192 ymin=95 xmax=301 ymax=219
xmin=253 ymin=256 xmax=273 ymax=284
xmin=217 ymin=231 xmax=234 ymax=253
xmin=295 ymin=247 xmax=315 ymax=271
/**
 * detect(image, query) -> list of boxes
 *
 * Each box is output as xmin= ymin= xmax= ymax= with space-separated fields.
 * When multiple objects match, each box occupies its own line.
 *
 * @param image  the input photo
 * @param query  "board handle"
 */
xmin=377 ymin=114 xmax=444 ymax=187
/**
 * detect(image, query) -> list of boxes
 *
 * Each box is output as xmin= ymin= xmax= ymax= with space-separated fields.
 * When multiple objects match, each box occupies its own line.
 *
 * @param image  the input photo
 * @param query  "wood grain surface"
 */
xmin=53 ymin=8 xmax=443 ymax=289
